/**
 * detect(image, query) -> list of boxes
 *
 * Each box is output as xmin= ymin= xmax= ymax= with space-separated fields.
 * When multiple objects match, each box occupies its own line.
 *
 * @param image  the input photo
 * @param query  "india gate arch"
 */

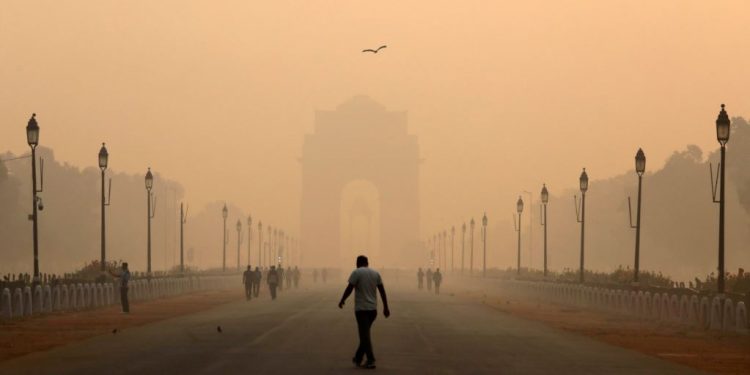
xmin=300 ymin=96 xmax=420 ymax=268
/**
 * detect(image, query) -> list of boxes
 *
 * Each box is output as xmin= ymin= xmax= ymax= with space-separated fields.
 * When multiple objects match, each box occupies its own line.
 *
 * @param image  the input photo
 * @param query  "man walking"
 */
xmin=433 ymin=268 xmax=443 ymax=295
xmin=253 ymin=266 xmax=262 ymax=297
xmin=338 ymin=255 xmax=390 ymax=369
xmin=267 ymin=266 xmax=279 ymax=300
xmin=242 ymin=265 xmax=253 ymax=301
xmin=417 ymin=268 xmax=424 ymax=290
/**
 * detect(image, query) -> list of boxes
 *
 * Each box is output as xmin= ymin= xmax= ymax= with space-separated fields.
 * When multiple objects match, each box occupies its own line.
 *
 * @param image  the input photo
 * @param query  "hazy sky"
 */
xmin=2 ymin=1 xmax=749 ymax=236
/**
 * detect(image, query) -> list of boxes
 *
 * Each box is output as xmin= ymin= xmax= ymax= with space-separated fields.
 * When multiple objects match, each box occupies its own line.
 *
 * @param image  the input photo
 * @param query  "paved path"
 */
xmin=0 ymin=284 xmax=702 ymax=374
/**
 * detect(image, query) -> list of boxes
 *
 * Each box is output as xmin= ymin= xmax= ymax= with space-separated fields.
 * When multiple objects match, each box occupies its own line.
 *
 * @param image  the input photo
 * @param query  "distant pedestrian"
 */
xmin=417 ymin=268 xmax=424 ymax=290
xmin=285 ymin=267 xmax=293 ymax=289
xmin=277 ymin=266 xmax=285 ymax=292
xmin=267 ymin=266 xmax=280 ymax=300
xmin=242 ymin=266 xmax=253 ymax=301
xmin=433 ymin=268 xmax=442 ymax=295
xmin=313 ymin=269 xmax=319 ymax=283
xmin=322 ymin=268 xmax=328 ymax=283
xmin=293 ymin=266 xmax=301 ymax=288
xmin=108 ymin=262 xmax=130 ymax=313
xmin=253 ymin=267 xmax=262 ymax=297
xmin=338 ymin=255 xmax=390 ymax=369
xmin=426 ymin=268 xmax=433 ymax=291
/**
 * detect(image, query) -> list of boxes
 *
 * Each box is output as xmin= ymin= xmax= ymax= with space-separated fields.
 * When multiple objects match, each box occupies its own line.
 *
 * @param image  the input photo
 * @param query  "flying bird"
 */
xmin=216 ymin=326 xmax=223 ymax=333
xmin=362 ymin=45 xmax=387 ymax=54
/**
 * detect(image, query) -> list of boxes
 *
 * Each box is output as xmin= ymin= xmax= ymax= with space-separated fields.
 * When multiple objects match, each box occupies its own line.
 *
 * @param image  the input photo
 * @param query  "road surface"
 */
xmin=0 ymin=283 xmax=701 ymax=374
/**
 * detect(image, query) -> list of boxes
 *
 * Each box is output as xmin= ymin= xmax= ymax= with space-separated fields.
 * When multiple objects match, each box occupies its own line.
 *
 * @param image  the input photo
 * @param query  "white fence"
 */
xmin=0 ymin=274 xmax=236 ymax=321
xmin=501 ymin=280 xmax=748 ymax=334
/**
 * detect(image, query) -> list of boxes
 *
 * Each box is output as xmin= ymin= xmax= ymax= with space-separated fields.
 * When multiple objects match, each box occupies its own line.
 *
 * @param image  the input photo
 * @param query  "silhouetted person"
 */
xmin=277 ymin=266 xmax=285 ymax=292
xmin=313 ymin=269 xmax=319 ymax=283
xmin=253 ymin=267 xmax=262 ymax=297
xmin=267 ymin=266 xmax=279 ymax=300
xmin=322 ymin=268 xmax=328 ymax=283
xmin=293 ymin=266 xmax=301 ymax=288
xmin=285 ymin=266 xmax=293 ymax=289
xmin=338 ymin=255 xmax=390 ymax=369
xmin=433 ymin=268 xmax=442 ymax=295
xmin=417 ymin=268 xmax=424 ymax=290
xmin=242 ymin=266 xmax=253 ymax=301
xmin=426 ymin=268 xmax=433 ymax=291
xmin=109 ymin=262 xmax=130 ymax=313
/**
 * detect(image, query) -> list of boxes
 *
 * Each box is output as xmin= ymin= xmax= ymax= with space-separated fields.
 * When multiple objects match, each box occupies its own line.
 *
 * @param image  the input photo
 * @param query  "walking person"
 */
xmin=417 ymin=268 xmax=424 ymax=290
xmin=322 ymin=268 xmax=328 ymax=283
xmin=253 ymin=266 xmax=262 ymax=297
xmin=293 ymin=266 xmax=301 ymax=288
xmin=267 ymin=266 xmax=280 ymax=300
xmin=433 ymin=268 xmax=442 ymax=295
xmin=426 ymin=268 xmax=433 ymax=291
xmin=242 ymin=265 xmax=253 ymax=301
xmin=277 ymin=266 xmax=285 ymax=292
xmin=285 ymin=266 xmax=293 ymax=289
xmin=338 ymin=255 xmax=390 ymax=369
xmin=108 ymin=262 xmax=130 ymax=313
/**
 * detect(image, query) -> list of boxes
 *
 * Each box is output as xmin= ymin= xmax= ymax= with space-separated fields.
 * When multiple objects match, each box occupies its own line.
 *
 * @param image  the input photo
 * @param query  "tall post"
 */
xmin=247 ymin=216 xmax=252 ymax=267
xmin=482 ymin=213 xmax=488 ymax=278
xmin=101 ymin=168 xmax=106 ymax=271
xmin=222 ymin=204 xmax=228 ymax=272
xmin=579 ymin=193 xmax=586 ymax=284
xmin=516 ymin=212 xmax=522 ymax=275
xmin=712 ymin=104 xmax=731 ymax=294
xmin=451 ymin=226 xmax=455 ymax=273
xmin=258 ymin=222 xmax=263 ymax=267
xmin=470 ymin=218 xmax=475 ymax=275
xmin=634 ymin=174 xmax=643 ymax=283
xmin=540 ymin=184 xmax=549 ymax=278
xmin=236 ymin=220 xmax=242 ymax=270
xmin=180 ymin=203 xmax=186 ymax=273
xmin=461 ymin=223 xmax=466 ymax=274
xmin=31 ymin=146 xmax=40 ymax=279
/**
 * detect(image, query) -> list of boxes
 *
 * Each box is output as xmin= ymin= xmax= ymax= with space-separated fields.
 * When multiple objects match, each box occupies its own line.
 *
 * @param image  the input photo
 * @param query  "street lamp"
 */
xmin=461 ymin=222 xmax=466 ymax=274
xmin=247 ymin=215 xmax=253 ymax=267
xmin=442 ymin=230 xmax=447 ymax=270
xmin=180 ymin=203 xmax=188 ymax=273
xmin=482 ymin=213 xmax=488 ymax=278
xmin=222 ymin=204 xmax=228 ymax=271
xmin=26 ymin=114 xmax=45 ymax=281
xmin=98 ymin=143 xmax=111 ymax=272
xmin=540 ymin=184 xmax=549 ymax=277
xmin=711 ymin=104 xmax=731 ymax=294
xmin=258 ymin=221 xmax=263 ymax=267
xmin=574 ymin=168 xmax=588 ymax=283
xmin=236 ymin=219 xmax=242 ymax=270
xmin=514 ymin=197 xmax=523 ymax=275
xmin=628 ymin=149 xmax=646 ymax=284
xmin=470 ymin=218 xmax=475 ymax=275
xmin=145 ymin=168 xmax=155 ymax=275
xmin=451 ymin=226 xmax=455 ymax=273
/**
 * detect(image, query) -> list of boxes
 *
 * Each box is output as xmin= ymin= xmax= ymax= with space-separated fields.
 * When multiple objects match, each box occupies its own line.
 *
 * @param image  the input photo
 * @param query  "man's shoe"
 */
xmin=352 ymin=357 xmax=363 ymax=368
xmin=363 ymin=361 xmax=376 ymax=369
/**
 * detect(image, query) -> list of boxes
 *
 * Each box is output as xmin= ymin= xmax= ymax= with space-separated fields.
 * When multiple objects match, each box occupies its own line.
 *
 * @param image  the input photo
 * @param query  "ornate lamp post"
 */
xmin=180 ymin=203 xmax=188 ymax=273
xmin=482 ymin=213 xmax=488 ymax=278
xmin=461 ymin=222 xmax=466 ymax=274
xmin=222 ymin=204 xmax=228 ymax=271
xmin=145 ymin=168 xmax=155 ymax=275
xmin=574 ymin=168 xmax=589 ymax=283
xmin=470 ymin=218 xmax=475 ymax=275
xmin=26 ymin=114 xmax=44 ymax=281
xmin=258 ymin=221 xmax=263 ymax=267
xmin=247 ymin=215 xmax=253 ymax=266
xmin=236 ymin=219 xmax=242 ymax=270
xmin=628 ymin=149 xmax=646 ymax=284
xmin=514 ymin=197 xmax=523 ymax=275
xmin=98 ymin=143 xmax=111 ymax=272
xmin=540 ymin=184 xmax=549 ymax=277
xmin=711 ymin=104 xmax=731 ymax=294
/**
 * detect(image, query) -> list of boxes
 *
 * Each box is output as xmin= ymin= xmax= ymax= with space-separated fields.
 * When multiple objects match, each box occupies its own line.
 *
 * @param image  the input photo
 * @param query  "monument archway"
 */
xmin=300 ymin=96 xmax=420 ymax=268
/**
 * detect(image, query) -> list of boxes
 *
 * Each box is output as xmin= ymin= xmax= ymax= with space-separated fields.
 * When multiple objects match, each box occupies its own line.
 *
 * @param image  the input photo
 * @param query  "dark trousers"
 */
xmin=269 ymin=284 xmax=277 ymax=299
xmin=253 ymin=282 xmax=260 ymax=297
xmin=434 ymin=282 xmax=441 ymax=295
xmin=354 ymin=310 xmax=377 ymax=362
xmin=120 ymin=286 xmax=130 ymax=313
xmin=244 ymin=283 xmax=253 ymax=300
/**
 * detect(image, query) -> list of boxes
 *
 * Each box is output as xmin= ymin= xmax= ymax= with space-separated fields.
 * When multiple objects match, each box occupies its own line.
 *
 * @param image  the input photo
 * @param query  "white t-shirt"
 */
xmin=348 ymin=267 xmax=383 ymax=311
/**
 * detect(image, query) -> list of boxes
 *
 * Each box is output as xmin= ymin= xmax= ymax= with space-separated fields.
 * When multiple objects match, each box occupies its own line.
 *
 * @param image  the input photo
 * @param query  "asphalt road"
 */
xmin=0 ymin=283 xmax=702 ymax=375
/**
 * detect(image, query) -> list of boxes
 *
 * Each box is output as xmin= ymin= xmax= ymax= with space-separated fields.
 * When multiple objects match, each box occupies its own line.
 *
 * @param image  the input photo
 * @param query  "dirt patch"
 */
xmin=455 ymin=289 xmax=750 ymax=374
xmin=0 ymin=289 xmax=243 ymax=362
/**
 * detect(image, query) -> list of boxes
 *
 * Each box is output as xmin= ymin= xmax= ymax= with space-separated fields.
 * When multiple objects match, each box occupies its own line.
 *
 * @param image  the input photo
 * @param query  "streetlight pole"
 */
xmin=26 ymin=114 xmax=44 ymax=281
xmin=540 ymin=185 xmax=549 ymax=278
xmin=98 ymin=143 xmax=111 ymax=272
xmin=514 ymin=197 xmax=523 ymax=275
xmin=247 ymin=216 xmax=253 ymax=266
xmin=523 ymin=190 xmax=534 ymax=269
xmin=482 ymin=213 xmax=488 ymax=278
xmin=574 ymin=168 xmax=589 ymax=284
xmin=470 ymin=218 xmax=475 ymax=275
xmin=461 ymin=222 xmax=466 ymax=275
xmin=711 ymin=104 xmax=731 ymax=294
xmin=222 ymin=204 xmax=228 ymax=272
xmin=628 ymin=149 xmax=646 ymax=284
xmin=236 ymin=220 xmax=242 ymax=270
xmin=145 ymin=168 xmax=155 ymax=275
xmin=258 ymin=221 xmax=263 ymax=267
xmin=451 ymin=226 xmax=455 ymax=273
xmin=180 ymin=203 xmax=188 ymax=273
